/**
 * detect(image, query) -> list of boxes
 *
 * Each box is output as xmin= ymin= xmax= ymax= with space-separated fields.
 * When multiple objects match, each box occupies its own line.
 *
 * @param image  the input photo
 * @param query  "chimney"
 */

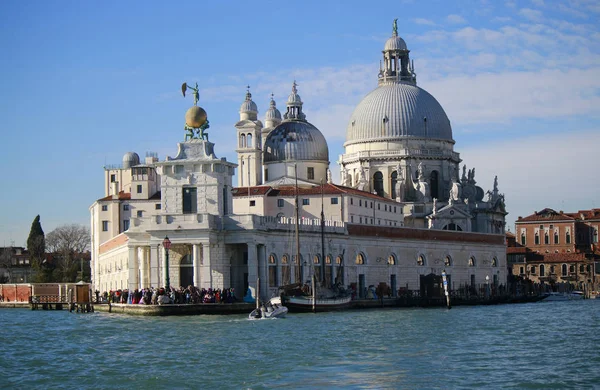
xmin=111 ymin=181 xmax=119 ymax=198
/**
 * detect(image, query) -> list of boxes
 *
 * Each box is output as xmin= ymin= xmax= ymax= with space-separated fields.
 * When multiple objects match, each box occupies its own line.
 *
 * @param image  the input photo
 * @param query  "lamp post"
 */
xmin=485 ymin=275 xmax=490 ymax=300
xmin=163 ymin=236 xmax=171 ymax=291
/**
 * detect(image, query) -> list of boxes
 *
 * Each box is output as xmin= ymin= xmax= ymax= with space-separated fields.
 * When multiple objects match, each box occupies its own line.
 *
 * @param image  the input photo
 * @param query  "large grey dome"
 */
xmin=345 ymin=83 xmax=452 ymax=145
xmin=263 ymin=121 xmax=329 ymax=163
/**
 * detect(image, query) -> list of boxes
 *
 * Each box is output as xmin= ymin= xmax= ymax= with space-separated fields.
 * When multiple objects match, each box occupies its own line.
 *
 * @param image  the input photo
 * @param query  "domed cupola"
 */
xmin=264 ymin=94 xmax=282 ymax=128
xmin=239 ymin=86 xmax=258 ymax=121
xmin=123 ymin=152 xmax=140 ymax=169
xmin=262 ymin=82 xmax=329 ymax=185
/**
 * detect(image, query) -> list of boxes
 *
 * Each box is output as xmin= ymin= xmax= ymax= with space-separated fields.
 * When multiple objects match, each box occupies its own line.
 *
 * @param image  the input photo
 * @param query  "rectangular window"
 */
xmin=101 ymin=205 xmax=108 ymax=211
xmin=102 ymin=221 xmax=109 ymax=232
xmin=277 ymin=199 xmax=284 ymax=207
xmin=566 ymin=233 xmax=571 ymax=244
xmin=137 ymin=210 xmax=143 ymax=217
xmin=521 ymin=235 xmax=526 ymax=245
xmin=359 ymin=200 xmax=362 ymax=206
xmin=330 ymin=197 xmax=338 ymax=205
xmin=268 ymin=266 xmax=277 ymax=287
xmin=183 ymin=187 xmax=197 ymax=214
xmin=378 ymin=204 xmax=381 ymax=210
xmin=264 ymin=169 xmax=269 ymax=182
xmin=544 ymin=234 xmax=549 ymax=244
xmin=155 ymin=204 xmax=161 ymax=210
xmin=394 ymin=206 xmax=397 ymax=213
xmin=123 ymin=220 xmax=130 ymax=231
xmin=249 ymin=200 xmax=256 ymax=207
xmin=539 ymin=225 xmax=544 ymax=229
xmin=307 ymin=167 xmax=314 ymax=180
xmin=360 ymin=217 xmax=363 ymax=224
xmin=302 ymin=199 xmax=310 ymax=206
xmin=110 ymin=174 xmax=116 ymax=182
xmin=175 ymin=165 xmax=184 ymax=174
xmin=137 ymin=185 xmax=143 ymax=194
xmin=351 ymin=216 xmax=354 ymax=223
xmin=385 ymin=205 xmax=388 ymax=212
xmin=370 ymin=202 xmax=373 ymax=208
xmin=350 ymin=198 xmax=353 ymax=205
xmin=123 ymin=204 xmax=129 ymax=211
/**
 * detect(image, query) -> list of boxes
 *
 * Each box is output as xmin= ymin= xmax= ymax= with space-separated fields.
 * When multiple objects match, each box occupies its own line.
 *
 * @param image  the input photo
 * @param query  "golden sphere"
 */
xmin=185 ymin=106 xmax=207 ymax=128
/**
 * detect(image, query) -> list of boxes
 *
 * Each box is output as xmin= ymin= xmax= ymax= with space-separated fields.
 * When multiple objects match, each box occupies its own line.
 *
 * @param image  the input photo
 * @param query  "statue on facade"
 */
xmin=395 ymin=163 xmax=405 ymax=202
xmin=357 ymin=166 xmax=368 ymax=191
xmin=433 ymin=198 xmax=437 ymax=214
xmin=408 ymin=162 xmax=430 ymax=202
xmin=449 ymin=176 xmax=461 ymax=205
xmin=327 ymin=169 xmax=332 ymax=184
xmin=493 ymin=175 xmax=498 ymax=193
xmin=461 ymin=165 xmax=467 ymax=184
xmin=182 ymin=81 xmax=209 ymax=141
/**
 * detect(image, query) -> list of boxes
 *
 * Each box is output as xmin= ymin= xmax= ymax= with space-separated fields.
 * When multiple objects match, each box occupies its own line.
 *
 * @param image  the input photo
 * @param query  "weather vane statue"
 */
xmin=181 ymin=81 xmax=209 ymax=141
xmin=393 ymin=18 xmax=398 ymax=36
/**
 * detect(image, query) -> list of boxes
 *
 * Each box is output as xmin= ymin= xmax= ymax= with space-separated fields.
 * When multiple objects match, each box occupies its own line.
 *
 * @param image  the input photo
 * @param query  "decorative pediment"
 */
xmin=235 ymin=119 xmax=262 ymax=130
xmin=427 ymin=203 xmax=472 ymax=231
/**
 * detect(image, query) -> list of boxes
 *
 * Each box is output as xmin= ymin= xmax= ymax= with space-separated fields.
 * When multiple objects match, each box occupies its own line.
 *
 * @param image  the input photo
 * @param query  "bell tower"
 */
xmin=235 ymin=87 xmax=263 ymax=187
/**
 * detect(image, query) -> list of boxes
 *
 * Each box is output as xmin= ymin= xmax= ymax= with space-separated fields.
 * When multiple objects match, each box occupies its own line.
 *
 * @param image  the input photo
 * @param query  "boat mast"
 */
xmin=294 ymin=164 xmax=300 ymax=285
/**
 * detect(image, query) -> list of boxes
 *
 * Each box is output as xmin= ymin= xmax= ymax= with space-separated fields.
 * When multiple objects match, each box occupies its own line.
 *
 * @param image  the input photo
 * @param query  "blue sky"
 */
xmin=1 ymin=0 xmax=599 ymax=247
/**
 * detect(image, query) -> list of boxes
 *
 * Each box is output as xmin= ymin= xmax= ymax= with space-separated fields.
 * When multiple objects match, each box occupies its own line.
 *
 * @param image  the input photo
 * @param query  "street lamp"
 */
xmin=485 ymin=275 xmax=490 ymax=299
xmin=163 ymin=236 xmax=172 ymax=290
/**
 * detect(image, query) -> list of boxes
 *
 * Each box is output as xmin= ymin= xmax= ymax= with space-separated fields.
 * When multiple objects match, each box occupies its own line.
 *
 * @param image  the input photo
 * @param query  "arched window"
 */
xmin=247 ymin=133 xmax=253 ymax=148
xmin=468 ymin=257 xmax=475 ymax=267
xmin=356 ymin=253 xmax=365 ymax=265
xmin=444 ymin=256 xmax=452 ymax=266
xmin=268 ymin=254 xmax=278 ymax=287
xmin=417 ymin=254 xmax=425 ymax=266
xmin=566 ymin=231 xmax=571 ymax=244
xmin=491 ymin=257 xmax=498 ymax=267
xmin=313 ymin=255 xmax=320 ymax=264
xmin=391 ymin=171 xmax=398 ymax=199
xmin=544 ymin=233 xmax=549 ymax=244
xmin=569 ymin=264 xmax=575 ymax=273
xmin=388 ymin=254 xmax=396 ymax=265
xmin=373 ymin=172 xmax=384 ymax=197
xmin=540 ymin=264 xmax=545 ymax=277
xmin=579 ymin=264 xmax=585 ymax=273
xmin=240 ymin=134 xmax=246 ymax=148
xmin=534 ymin=233 xmax=540 ymax=245
xmin=324 ymin=255 xmax=333 ymax=287
xmin=561 ymin=264 xmax=567 ymax=276
xmin=430 ymin=170 xmax=439 ymax=199
xmin=521 ymin=233 xmax=526 ymax=245
xmin=335 ymin=255 xmax=344 ymax=285
xmin=554 ymin=232 xmax=559 ymax=244
xmin=292 ymin=254 xmax=303 ymax=283
xmin=281 ymin=255 xmax=291 ymax=286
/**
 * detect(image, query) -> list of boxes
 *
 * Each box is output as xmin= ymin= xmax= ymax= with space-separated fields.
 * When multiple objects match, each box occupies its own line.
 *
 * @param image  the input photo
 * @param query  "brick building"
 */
xmin=510 ymin=208 xmax=600 ymax=293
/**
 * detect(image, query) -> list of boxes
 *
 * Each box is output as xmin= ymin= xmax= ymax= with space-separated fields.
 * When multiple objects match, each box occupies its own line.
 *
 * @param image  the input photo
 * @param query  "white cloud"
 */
xmin=460 ymin=129 xmax=600 ymax=226
xmin=447 ymin=14 xmax=466 ymax=24
xmin=414 ymin=18 xmax=436 ymax=26
xmin=518 ymin=8 xmax=544 ymax=21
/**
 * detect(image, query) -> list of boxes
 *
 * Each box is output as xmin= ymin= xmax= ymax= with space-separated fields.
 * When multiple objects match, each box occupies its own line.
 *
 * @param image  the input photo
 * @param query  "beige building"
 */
xmin=89 ymin=21 xmax=508 ymax=299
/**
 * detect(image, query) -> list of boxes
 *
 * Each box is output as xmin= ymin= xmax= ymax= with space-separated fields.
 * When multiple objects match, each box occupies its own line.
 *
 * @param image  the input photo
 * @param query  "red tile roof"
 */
xmin=347 ymin=224 xmax=505 ymax=245
xmin=517 ymin=208 xmax=575 ymax=223
xmin=231 ymin=186 xmax=272 ymax=197
xmin=528 ymin=252 xmax=589 ymax=263
xmin=98 ymin=191 xmax=131 ymax=202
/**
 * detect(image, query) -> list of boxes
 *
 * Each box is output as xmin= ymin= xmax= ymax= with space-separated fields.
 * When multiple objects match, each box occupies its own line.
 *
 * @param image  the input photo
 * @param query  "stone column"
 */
xmin=257 ymin=244 xmax=267 ymax=300
xmin=128 ymin=246 xmax=139 ymax=291
xmin=139 ymin=247 xmax=145 ymax=289
xmin=199 ymin=243 xmax=212 ymax=290
xmin=149 ymin=244 xmax=159 ymax=288
xmin=193 ymin=243 xmax=200 ymax=287
xmin=247 ymin=242 xmax=258 ymax=298
xmin=162 ymin=246 xmax=168 ymax=288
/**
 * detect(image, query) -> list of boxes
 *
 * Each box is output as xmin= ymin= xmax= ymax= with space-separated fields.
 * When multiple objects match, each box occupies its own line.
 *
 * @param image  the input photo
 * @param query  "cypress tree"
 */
xmin=27 ymin=215 xmax=45 ymax=267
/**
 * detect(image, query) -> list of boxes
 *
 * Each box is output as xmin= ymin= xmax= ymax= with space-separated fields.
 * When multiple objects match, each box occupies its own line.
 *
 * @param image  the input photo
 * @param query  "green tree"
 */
xmin=27 ymin=215 xmax=45 ymax=267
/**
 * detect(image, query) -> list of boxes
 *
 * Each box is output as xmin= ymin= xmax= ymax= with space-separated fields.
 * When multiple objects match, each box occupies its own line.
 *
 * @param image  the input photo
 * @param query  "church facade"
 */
xmin=90 ymin=22 xmax=507 ymax=300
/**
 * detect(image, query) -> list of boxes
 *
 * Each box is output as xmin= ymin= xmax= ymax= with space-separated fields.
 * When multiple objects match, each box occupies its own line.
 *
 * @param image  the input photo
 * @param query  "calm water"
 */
xmin=1 ymin=300 xmax=599 ymax=389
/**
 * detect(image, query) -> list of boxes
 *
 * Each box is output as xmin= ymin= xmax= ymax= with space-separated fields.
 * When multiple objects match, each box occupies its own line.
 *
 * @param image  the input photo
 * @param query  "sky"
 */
xmin=0 ymin=0 xmax=599 ymax=247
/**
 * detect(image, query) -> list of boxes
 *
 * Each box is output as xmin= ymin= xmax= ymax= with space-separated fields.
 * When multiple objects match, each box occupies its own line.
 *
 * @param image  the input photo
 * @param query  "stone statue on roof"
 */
xmin=393 ymin=19 xmax=398 ymax=35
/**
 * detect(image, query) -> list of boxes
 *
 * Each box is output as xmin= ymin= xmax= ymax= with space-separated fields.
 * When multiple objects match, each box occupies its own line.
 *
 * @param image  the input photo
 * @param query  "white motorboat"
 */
xmin=542 ymin=291 xmax=585 ymax=301
xmin=248 ymin=299 xmax=288 ymax=320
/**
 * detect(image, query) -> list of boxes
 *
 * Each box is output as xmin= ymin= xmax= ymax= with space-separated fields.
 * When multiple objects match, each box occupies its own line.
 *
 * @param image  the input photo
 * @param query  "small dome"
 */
xmin=287 ymin=80 xmax=302 ymax=105
xmin=265 ymin=97 xmax=282 ymax=121
xmin=240 ymin=90 xmax=257 ymax=113
xmin=185 ymin=106 xmax=207 ymax=128
xmin=264 ymin=121 xmax=328 ymax=163
xmin=384 ymin=35 xmax=407 ymax=51
xmin=122 ymin=152 xmax=140 ymax=169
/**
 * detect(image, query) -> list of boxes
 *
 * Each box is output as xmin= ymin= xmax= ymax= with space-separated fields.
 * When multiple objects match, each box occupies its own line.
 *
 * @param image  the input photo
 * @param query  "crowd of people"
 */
xmin=100 ymin=286 xmax=237 ymax=305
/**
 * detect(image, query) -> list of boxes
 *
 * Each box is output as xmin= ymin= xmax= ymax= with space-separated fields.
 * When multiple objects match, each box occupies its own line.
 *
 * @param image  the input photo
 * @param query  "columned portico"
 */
xmin=128 ymin=246 xmax=139 ymax=291
xmin=199 ymin=242 xmax=212 ymax=289
xmin=193 ymin=243 xmax=201 ymax=287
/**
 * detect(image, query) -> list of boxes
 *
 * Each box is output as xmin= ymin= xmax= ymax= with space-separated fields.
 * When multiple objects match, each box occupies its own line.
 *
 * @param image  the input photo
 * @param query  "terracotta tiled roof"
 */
xmin=517 ymin=208 xmax=575 ymax=223
xmin=507 ymin=247 xmax=527 ymax=254
xmin=528 ymin=252 xmax=589 ymax=263
xmin=231 ymin=186 xmax=272 ymax=197
xmin=98 ymin=191 xmax=132 ymax=202
xmin=347 ymin=224 xmax=505 ymax=245
xmin=570 ymin=209 xmax=600 ymax=220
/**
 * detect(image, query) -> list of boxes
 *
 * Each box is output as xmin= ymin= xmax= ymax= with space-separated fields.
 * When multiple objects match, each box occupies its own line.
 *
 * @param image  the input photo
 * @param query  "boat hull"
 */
xmin=284 ymin=296 xmax=352 ymax=312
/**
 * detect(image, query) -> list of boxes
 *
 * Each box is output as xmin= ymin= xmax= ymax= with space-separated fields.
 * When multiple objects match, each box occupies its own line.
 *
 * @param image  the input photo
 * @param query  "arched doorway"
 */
xmin=180 ymin=254 xmax=193 ymax=287
xmin=373 ymin=171 xmax=384 ymax=197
